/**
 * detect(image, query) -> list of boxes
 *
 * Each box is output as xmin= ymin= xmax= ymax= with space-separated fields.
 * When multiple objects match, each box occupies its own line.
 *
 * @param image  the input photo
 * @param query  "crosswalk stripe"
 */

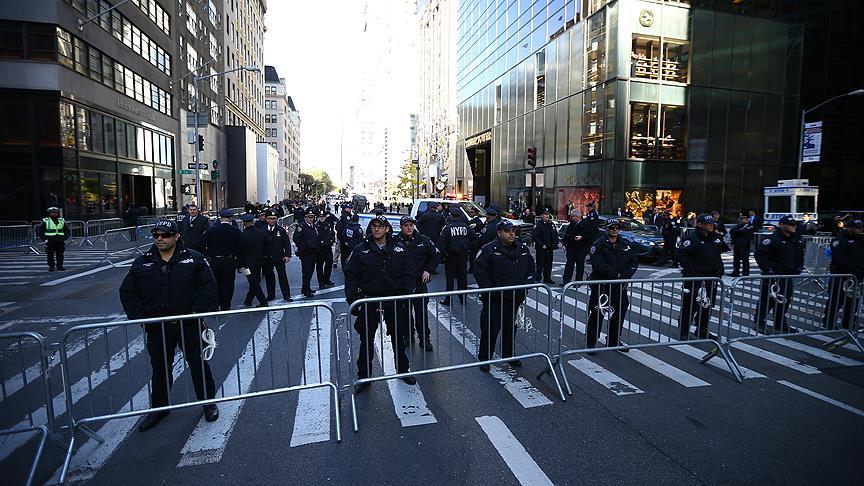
xmin=771 ymin=338 xmax=862 ymax=366
xmin=804 ymin=333 xmax=861 ymax=353
xmin=777 ymin=380 xmax=864 ymax=418
xmin=475 ymin=415 xmax=554 ymax=486
xmin=373 ymin=327 xmax=437 ymax=427
xmin=290 ymin=314 xmax=334 ymax=447
xmin=671 ymin=345 xmax=766 ymax=379
xmin=621 ymin=349 xmax=711 ymax=387
xmin=567 ymin=357 xmax=645 ymax=395
xmin=729 ymin=341 xmax=821 ymax=375
xmin=430 ymin=303 xmax=553 ymax=409
xmin=0 ymin=276 xmax=36 ymax=280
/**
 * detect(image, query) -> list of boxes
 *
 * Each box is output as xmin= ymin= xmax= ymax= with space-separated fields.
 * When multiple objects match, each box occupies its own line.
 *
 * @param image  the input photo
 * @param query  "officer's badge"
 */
xmin=832 ymin=240 xmax=839 ymax=247
xmin=683 ymin=240 xmax=691 ymax=247
xmin=395 ymin=246 xmax=404 ymax=252
xmin=762 ymin=239 xmax=771 ymax=245
xmin=714 ymin=239 xmax=721 ymax=244
xmin=590 ymin=246 xmax=596 ymax=255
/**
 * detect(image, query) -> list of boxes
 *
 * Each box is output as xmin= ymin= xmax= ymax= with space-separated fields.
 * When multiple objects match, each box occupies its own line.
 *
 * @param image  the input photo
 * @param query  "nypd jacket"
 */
xmin=468 ymin=216 xmax=486 ymax=237
xmin=532 ymin=219 xmax=559 ymax=250
xmin=729 ymin=223 xmax=755 ymax=247
xmin=315 ymin=220 xmax=336 ymax=246
xmin=344 ymin=236 xmax=415 ymax=301
xmin=201 ymin=222 xmax=243 ymax=260
xmin=676 ymin=229 xmax=729 ymax=277
xmin=417 ymin=210 xmax=445 ymax=241
xmin=438 ymin=218 xmax=478 ymax=257
xmin=755 ymin=230 xmax=804 ymax=275
xmin=293 ymin=221 xmax=323 ymax=256
xmin=179 ymin=214 xmax=210 ymax=251
xmin=395 ymin=231 xmax=439 ymax=283
xmin=829 ymin=231 xmax=864 ymax=279
xmin=562 ymin=219 xmax=593 ymax=253
xmin=118 ymin=241 xmax=217 ymax=320
xmin=342 ymin=221 xmax=364 ymax=249
xmin=474 ymin=238 xmax=535 ymax=293
xmin=661 ymin=219 xmax=681 ymax=239
xmin=262 ymin=224 xmax=291 ymax=262
xmin=589 ymin=236 xmax=639 ymax=280
xmin=336 ymin=214 xmax=352 ymax=245
xmin=239 ymin=226 xmax=267 ymax=269
xmin=480 ymin=218 xmax=500 ymax=246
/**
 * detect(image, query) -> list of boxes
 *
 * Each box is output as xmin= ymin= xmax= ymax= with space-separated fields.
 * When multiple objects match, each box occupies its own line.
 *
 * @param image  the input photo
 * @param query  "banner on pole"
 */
xmin=802 ymin=121 xmax=822 ymax=163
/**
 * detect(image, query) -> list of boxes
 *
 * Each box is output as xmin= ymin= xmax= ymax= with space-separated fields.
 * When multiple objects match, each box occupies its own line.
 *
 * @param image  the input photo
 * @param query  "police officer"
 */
xmin=561 ymin=209 xmax=593 ymax=284
xmin=438 ymin=207 xmax=478 ymax=305
xmin=201 ymin=208 xmax=243 ymax=310
xmin=711 ymin=211 xmax=727 ymax=239
xmin=480 ymin=206 xmax=501 ymax=246
xmin=531 ymin=208 xmax=558 ymax=284
xmin=345 ymin=216 xmax=417 ymax=392
xmin=118 ymin=219 xmax=218 ymax=431
xmin=336 ymin=205 xmax=354 ymax=268
xmin=466 ymin=207 xmax=485 ymax=274
xmin=342 ymin=213 xmax=364 ymax=262
xmin=676 ymin=213 xmax=729 ymax=341
xmin=253 ymin=211 xmax=268 ymax=230
xmin=262 ymin=210 xmax=292 ymax=302
xmin=754 ymin=215 xmax=804 ymax=333
xmin=660 ymin=211 xmax=681 ymax=265
xmin=395 ymin=216 xmax=439 ymax=351
xmin=823 ymin=219 xmax=863 ymax=330
xmin=293 ymin=208 xmax=323 ymax=298
xmin=728 ymin=215 xmax=755 ymax=277
xmin=239 ymin=214 xmax=268 ymax=307
xmin=474 ymin=219 xmax=535 ymax=371
xmin=417 ymin=203 xmax=445 ymax=244
xmin=585 ymin=220 xmax=639 ymax=352
xmin=179 ymin=203 xmax=210 ymax=252
xmin=37 ymin=206 xmax=69 ymax=271
xmin=315 ymin=211 xmax=336 ymax=288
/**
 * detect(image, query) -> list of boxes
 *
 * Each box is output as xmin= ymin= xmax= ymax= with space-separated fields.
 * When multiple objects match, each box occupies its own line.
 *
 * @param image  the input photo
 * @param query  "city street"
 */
xmin=1 ymin=245 xmax=862 ymax=485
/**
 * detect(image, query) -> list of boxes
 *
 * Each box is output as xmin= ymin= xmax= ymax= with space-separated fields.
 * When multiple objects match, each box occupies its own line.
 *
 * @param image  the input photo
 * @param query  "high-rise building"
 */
xmin=223 ymin=0 xmax=265 ymax=140
xmin=264 ymin=65 xmax=300 ymax=200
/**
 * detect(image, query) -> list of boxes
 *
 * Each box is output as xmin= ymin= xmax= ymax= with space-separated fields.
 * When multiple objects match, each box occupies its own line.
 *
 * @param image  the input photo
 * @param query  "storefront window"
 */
xmin=655 ymin=189 xmax=683 ymax=217
xmin=101 ymin=173 xmax=117 ymax=211
xmin=154 ymin=177 xmax=166 ymax=210
xmin=624 ymin=190 xmax=655 ymax=218
xmin=630 ymin=102 xmax=657 ymax=158
xmin=659 ymin=105 xmax=686 ymax=160
xmin=76 ymin=106 xmax=89 ymax=151
xmin=81 ymin=171 xmax=100 ymax=216
xmin=103 ymin=115 xmax=115 ymax=155
xmin=64 ymin=171 xmax=79 ymax=209
xmin=116 ymin=121 xmax=126 ymax=157
xmin=90 ymin=112 xmax=104 ymax=153
xmin=631 ymin=36 xmax=660 ymax=80
xmin=127 ymin=123 xmax=137 ymax=159
xmin=60 ymin=102 xmax=75 ymax=148
xmin=557 ymin=187 xmax=601 ymax=221
xmin=663 ymin=40 xmax=689 ymax=83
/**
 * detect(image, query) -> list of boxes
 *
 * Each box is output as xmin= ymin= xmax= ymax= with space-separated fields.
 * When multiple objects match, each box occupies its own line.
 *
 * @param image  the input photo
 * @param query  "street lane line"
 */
xmin=430 ymin=303 xmax=552 ymax=408
xmin=290 ymin=313 xmax=333 ymax=447
xmin=622 ymin=348 xmax=710 ymax=387
xmin=771 ymin=338 xmax=862 ymax=366
xmin=567 ymin=357 xmax=645 ymax=396
xmin=374 ymin=328 xmax=437 ymax=427
xmin=777 ymin=380 xmax=864 ymax=418
xmin=41 ymin=258 xmax=135 ymax=286
xmin=729 ymin=342 xmax=821 ymax=375
xmin=475 ymin=415 xmax=554 ymax=486
xmin=178 ymin=310 xmax=284 ymax=466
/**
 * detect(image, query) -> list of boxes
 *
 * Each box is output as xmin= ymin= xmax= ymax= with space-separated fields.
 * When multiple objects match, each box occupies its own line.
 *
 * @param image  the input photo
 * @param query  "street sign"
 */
xmin=185 ymin=112 xmax=209 ymax=128
xmin=188 ymin=163 xmax=208 ymax=170
xmin=211 ymin=170 xmax=220 ymax=179
xmin=177 ymin=169 xmax=193 ymax=175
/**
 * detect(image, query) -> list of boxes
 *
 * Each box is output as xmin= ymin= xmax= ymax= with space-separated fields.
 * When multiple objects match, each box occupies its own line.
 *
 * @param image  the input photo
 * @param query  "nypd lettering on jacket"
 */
xmin=450 ymin=226 xmax=469 ymax=236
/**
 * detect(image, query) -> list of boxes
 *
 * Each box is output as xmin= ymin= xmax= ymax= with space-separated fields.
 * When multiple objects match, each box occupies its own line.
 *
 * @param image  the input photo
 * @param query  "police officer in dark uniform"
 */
xmin=253 ymin=211 xmax=268 ymax=230
xmin=474 ymin=219 xmax=535 ymax=371
xmin=336 ymin=205 xmax=353 ymax=268
xmin=728 ymin=215 xmax=755 ymax=276
xmin=239 ymin=214 xmax=268 ymax=307
xmin=480 ymin=206 xmax=501 ymax=246
xmin=823 ymin=219 xmax=863 ymax=329
xmin=179 ymin=203 xmax=210 ymax=252
xmin=395 ymin=216 xmax=439 ymax=351
xmin=676 ymin=213 xmax=729 ymax=341
xmin=262 ymin=209 xmax=292 ymax=301
xmin=562 ymin=209 xmax=593 ymax=284
xmin=466 ymin=207 xmax=485 ymax=274
xmin=315 ymin=211 xmax=336 ymax=288
xmin=438 ymin=207 xmax=478 ymax=305
xmin=754 ymin=215 xmax=804 ymax=333
xmin=531 ymin=208 xmax=558 ymax=284
xmin=417 ymin=203 xmax=445 ymax=244
xmin=341 ymin=213 xmax=364 ymax=263
xmin=201 ymin=208 xmax=243 ymax=310
xmin=293 ymin=208 xmax=323 ymax=298
xmin=345 ymin=216 xmax=418 ymax=392
xmin=119 ymin=219 xmax=219 ymax=431
xmin=37 ymin=206 xmax=69 ymax=271
xmin=585 ymin=220 xmax=639 ymax=352
xmin=660 ymin=211 xmax=681 ymax=265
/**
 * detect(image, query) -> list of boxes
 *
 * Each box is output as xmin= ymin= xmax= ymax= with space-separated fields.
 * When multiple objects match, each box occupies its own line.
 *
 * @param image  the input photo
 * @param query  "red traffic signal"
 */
xmin=527 ymin=146 xmax=537 ymax=167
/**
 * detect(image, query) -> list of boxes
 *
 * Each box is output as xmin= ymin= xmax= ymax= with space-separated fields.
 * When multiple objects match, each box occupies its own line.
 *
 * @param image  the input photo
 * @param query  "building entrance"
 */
xmin=121 ymin=174 xmax=153 ymax=215
xmin=467 ymin=140 xmax=491 ymax=205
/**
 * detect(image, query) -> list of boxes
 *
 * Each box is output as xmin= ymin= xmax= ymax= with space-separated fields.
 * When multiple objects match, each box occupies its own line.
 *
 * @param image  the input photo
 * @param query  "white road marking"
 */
xmin=672 ymin=345 xmax=766 ymax=379
xmin=373 ymin=327 xmax=437 ymax=427
xmin=771 ymin=338 xmax=862 ymax=366
xmin=290 ymin=313 xmax=334 ymax=447
xmin=430 ymin=303 xmax=552 ymax=408
xmin=292 ymin=285 xmax=344 ymax=300
xmin=41 ymin=259 xmax=135 ymax=286
xmin=803 ymin=333 xmax=860 ymax=353
xmin=729 ymin=342 xmax=821 ymax=375
xmin=177 ymin=310 xmax=284 ymax=466
xmin=0 ymin=276 xmax=36 ymax=280
xmin=475 ymin=415 xmax=554 ymax=486
xmin=567 ymin=357 xmax=645 ymax=396
xmin=622 ymin=348 xmax=710 ymax=387
xmin=777 ymin=380 xmax=864 ymax=418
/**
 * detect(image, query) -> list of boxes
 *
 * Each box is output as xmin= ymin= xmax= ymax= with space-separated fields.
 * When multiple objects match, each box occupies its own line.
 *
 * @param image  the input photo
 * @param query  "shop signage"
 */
xmin=802 ymin=121 xmax=822 ymax=163
xmin=465 ymin=130 xmax=492 ymax=148
xmin=116 ymin=98 xmax=155 ymax=122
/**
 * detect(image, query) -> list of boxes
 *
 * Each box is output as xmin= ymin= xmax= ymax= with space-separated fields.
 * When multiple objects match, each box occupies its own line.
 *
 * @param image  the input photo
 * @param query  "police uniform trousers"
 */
xmin=732 ymin=243 xmax=751 ymax=276
xmin=299 ymin=253 xmax=317 ymax=293
xmin=663 ymin=236 xmax=678 ymax=264
xmin=478 ymin=293 xmax=523 ymax=361
xmin=678 ymin=279 xmax=719 ymax=340
xmin=822 ymin=277 xmax=858 ymax=330
xmin=409 ymin=282 xmax=431 ymax=342
xmin=209 ymin=256 xmax=237 ymax=311
xmin=444 ymin=253 xmax=469 ymax=299
xmin=243 ymin=265 xmax=268 ymax=306
xmin=339 ymin=243 xmax=352 ymax=269
xmin=145 ymin=320 xmax=216 ymax=407
xmin=562 ymin=247 xmax=589 ymax=284
xmin=586 ymin=283 xmax=629 ymax=348
xmin=316 ymin=246 xmax=334 ymax=285
xmin=46 ymin=240 xmax=65 ymax=270
xmin=263 ymin=259 xmax=291 ymax=300
xmin=754 ymin=278 xmax=795 ymax=332
xmin=354 ymin=299 xmax=410 ymax=378
xmin=535 ymin=248 xmax=554 ymax=282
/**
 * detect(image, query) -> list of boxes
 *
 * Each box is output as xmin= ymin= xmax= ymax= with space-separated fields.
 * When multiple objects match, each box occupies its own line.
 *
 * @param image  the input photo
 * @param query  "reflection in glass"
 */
xmin=76 ymin=106 xmax=89 ymax=151
xmin=631 ymin=36 xmax=660 ymax=80
xmin=630 ymin=102 xmax=658 ymax=158
xmin=660 ymin=105 xmax=686 ymax=160
xmin=64 ymin=171 xmax=78 ymax=208
xmin=81 ymin=171 xmax=99 ymax=216
xmin=60 ymin=102 xmax=75 ymax=148
xmin=101 ymin=173 xmax=117 ymax=211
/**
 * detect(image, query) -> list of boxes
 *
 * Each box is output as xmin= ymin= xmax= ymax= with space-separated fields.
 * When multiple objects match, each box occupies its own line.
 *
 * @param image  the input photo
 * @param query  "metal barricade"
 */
xmin=0 ymin=332 xmax=55 ymax=486
xmin=802 ymin=235 xmax=834 ymax=275
xmin=0 ymin=225 xmax=38 ymax=253
xmin=82 ymin=218 xmax=124 ymax=246
xmin=28 ymin=220 xmax=87 ymax=252
xmin=345 ymin=284 xmax=565 ymax=432
xmin=723 ymin=274 xmax=864 ymax=380
xmin=95 ymin=225 xmax=155 ymax=267
xmin=58 ymin=302 xmax=340 ymax=483
xmin=555 ymin=277 xmax=740 ymax=391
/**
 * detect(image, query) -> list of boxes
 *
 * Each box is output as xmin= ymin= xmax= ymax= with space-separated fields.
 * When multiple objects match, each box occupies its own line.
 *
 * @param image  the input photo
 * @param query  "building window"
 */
xmin=631 ymin=36 xmax=660 ymax=80
xmin=629 ymin=103 xmax=686 ymax=160
xmin=26 ymin=23 xmax=56 ymax=61
xmin=659 ymin=105 xmax=686 ymax=160
xmin=663 ymin=40 xmax=689 ymax=83
xmin=535 ymin=52 xmax=546 ymax=109
xmin=630 ymin=102 xmax=657 ymax=158
xmin=60 ymin=102 xmax=76 ymax=148
xmin=0 ymin=21 xmax=24 ymax=59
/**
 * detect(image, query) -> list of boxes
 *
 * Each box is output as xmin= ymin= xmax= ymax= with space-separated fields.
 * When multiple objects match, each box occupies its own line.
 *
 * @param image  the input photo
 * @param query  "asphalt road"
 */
xmin=0 ymin=244 xmax=862 ymax=485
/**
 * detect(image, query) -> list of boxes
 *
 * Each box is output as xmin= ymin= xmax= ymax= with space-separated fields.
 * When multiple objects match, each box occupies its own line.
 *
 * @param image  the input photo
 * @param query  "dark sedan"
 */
xmin=557 ymin=216 xmax=667 ymax=262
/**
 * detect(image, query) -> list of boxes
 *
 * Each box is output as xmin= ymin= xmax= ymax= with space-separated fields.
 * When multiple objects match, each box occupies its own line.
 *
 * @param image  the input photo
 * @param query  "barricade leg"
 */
xmin=0 ymin=426 xmax=49 ymax=486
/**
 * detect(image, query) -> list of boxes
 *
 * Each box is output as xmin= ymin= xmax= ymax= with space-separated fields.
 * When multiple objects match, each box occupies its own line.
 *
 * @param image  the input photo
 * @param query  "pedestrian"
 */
xmin=345 ymin=216 xmax=418 ymax=392
xmin=262 ymin=209 xmax=292 ymax=302
xmin=123 ymin=204 xmax=140 ymax=241
xmin=728 ymin=215 xmax=755 ymax=277
xmin=395 ymin=216 xmax=439 ymax=351
xmin=417 ymin=203 xmax=445 ymax=245
xmin=238 ymin=213 xmax=268 ymax=307
xmin=660 ymin=211 xmax=681 ymax=265
xmin=710 ymin=211 xmax=727 ymax=239
xmin=118 ymin=219 xmax=219 ymax=431
xmin=676 ymin=214 xmax=728 ymax=341
xmin=753 ymin=215 xmax=804 ymax=333
xmin=293 ymin=208 xmax=323 ymax=298
xmin=253 ymin=211 xmax=268 ymax=230
xmin=585 ymin=220 xmax=639 ymax=353
xmin=823 ymin=219 xmax=863 ymax=330
xmin=315 ymin=211 xmax=336 ymax=288
xmin=437 ymin=206 xmax=478 ymax=305
xmin=531 ymin=208 xmax=558 ymax=284
xmin=336 ymin=205 xmax=353 ymax=268
xmin=201 ymin=208 xmax=243 ymax=310
xmin=747 ymin=209 xmax=763 ymax=230
xmin=521 ymin=207 xmax=535 ymax=224
xmin=179 ymin=203 xmax=210 ymax=252
xmin=36 ymin=206 xmax=69 ymax=271
xmin=480 ymin=206 xmax=501 ymax=246
xmin=561 ymin=209 xmax=593 ymax=284
xmin=474 ymin=219 xmax=535 ymax=371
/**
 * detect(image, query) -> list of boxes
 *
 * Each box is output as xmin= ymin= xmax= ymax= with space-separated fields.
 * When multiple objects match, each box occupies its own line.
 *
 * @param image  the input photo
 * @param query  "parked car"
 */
xmin=557 ymin=216 xmax=666 ymax=262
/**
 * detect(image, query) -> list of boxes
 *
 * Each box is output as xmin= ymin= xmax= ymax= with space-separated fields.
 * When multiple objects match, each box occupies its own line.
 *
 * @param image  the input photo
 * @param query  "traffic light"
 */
xmin=527 ymin=146 xmax=537 ymax=167
xmin=197 ymin=134 xmax=204 ymax=152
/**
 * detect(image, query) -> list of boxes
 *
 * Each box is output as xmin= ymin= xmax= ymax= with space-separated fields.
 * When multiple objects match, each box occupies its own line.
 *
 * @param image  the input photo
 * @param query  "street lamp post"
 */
xmin=797 ymin=88 xmax=864 ymax=179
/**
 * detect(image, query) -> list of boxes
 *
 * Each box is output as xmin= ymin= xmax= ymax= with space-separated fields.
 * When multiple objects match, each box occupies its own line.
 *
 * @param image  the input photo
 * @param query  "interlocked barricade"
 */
xmin=802 ymin=235 xmax=834 ymax=275
xmin=722 ymin=274 xmax=864 ymax=379
xmin=58 ymin=302 xmax=341 ymax=483
xmin=0 ymin=332 xmax=55 ymax=486
xmin=82 ymin=218 xmax=124 ymax=245
xmin=95 ymin=224 xmax=155 ymax=266
xmin=0 ymin=225 xmax=37 ymax=253
xmin=555 ymin=277 xmax=740 ymax=393
xmin=345 ymin=284 xmax=565 ymax=432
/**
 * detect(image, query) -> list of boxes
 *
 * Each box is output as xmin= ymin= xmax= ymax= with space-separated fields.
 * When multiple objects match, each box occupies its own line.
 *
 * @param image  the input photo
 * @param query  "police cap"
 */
xmin=152 ymin=219 xmax=179 ymax=233
xmin=369 ymin=215 xmax=391 ymax=228
xmin=400 ymin=215 xmax=416 ymax=226
xmin=219 ymin=208 xmax=233 ymax=218
xmin=47 ymin=206 xmax=60 ymax=213
xmin=485 ymin=206 xmax=499 ymax=216
xmin=449 ymin=206 xmax=462 ymax=217
xmin=240 ymin=213 xmax=255 ymax=222
xmin=847 ymin=219 xmax=864 ymax=229
xmin=696 ymin=213 xmax=716 ymax=225
xmin=778 ymin=215 xmax=797 ymax=226
xmin=265 ymin=209 xmax=277 ymax=217
xmin=496 ymin=219 xmax=514 ymax=231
